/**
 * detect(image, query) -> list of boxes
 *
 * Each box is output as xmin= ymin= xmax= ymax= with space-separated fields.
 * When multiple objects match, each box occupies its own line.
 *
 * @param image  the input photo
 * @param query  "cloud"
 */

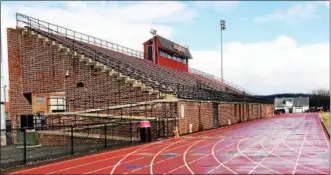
xmin=0 ymin=1 xmax=328 ymax=97
xmin=194 ymin=1 xmax=239 ymax=12
xmin=189 ymin=36 xmax=329 ymax=95
xmin=255 ymin=2 xmax=320 ymax=22
xmin=0 ymin=1 xmax=196 ymax=95
xmin=322 ymin=1 xmax=329 ymax=8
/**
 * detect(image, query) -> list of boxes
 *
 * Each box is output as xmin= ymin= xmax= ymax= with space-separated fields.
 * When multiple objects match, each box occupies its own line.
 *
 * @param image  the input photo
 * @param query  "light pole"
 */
xmin=220 ymin=19 xmax=226 ymax=82
xmin=150 ymin=28 xmax=157 ymax=63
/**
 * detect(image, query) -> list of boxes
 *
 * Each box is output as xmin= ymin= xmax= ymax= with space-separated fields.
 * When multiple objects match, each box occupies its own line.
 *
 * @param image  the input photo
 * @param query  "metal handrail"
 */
xmin=16 ymin=13 xmax=144 ymax=59
xmin=188 ymin=68 xmax=254 ymax=95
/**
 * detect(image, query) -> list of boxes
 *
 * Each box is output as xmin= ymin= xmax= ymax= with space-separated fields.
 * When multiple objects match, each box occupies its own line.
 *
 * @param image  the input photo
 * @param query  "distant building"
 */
xmin=274 ymin=97 xmax=309 ymax=113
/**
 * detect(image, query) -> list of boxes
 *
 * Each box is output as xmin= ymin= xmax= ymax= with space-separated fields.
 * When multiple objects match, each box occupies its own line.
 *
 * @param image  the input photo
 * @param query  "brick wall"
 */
xmin=7 ymin=29 xmax=32 ymax=129
xmin=7 ymin=28 xmax=158 ymax=128
xmin=178 ymin=101 xmax=275 ymax=135
xmin=38 ymin=133 xmax=106 ymax=146
xmin=177 ymin=101 xmax=200 ymax=134
xmin=219 ymin=103 xmax=234 ymax=126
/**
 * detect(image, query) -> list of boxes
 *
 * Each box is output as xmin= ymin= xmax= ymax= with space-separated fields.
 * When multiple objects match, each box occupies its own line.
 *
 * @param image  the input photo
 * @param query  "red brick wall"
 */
xmin=177 ymin=101 xmax=200 ymax=134
xmin=219 ymin=103 xmax=234 ymax=126
xmin=7 ymin=29 xmax=32 ymax=129
xmin=7 ymin=28 xmax=158 ymax=128
xmin=178 ymin=101 xmax=275 ymax=135
xmin=199 ymin=103 xmax=213 ymax=130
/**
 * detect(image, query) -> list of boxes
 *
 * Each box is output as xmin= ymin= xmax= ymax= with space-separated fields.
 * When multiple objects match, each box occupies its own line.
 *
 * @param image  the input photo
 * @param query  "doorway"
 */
xmin=20 ymin=115 xmax=34 ymax=131
xmin=212 ymin=103 xmax=219 ymax=128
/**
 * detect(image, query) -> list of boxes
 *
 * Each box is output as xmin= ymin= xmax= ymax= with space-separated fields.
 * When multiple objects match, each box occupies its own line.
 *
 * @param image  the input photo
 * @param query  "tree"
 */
xmin=311 ymin=88 xmax=330 ymax=96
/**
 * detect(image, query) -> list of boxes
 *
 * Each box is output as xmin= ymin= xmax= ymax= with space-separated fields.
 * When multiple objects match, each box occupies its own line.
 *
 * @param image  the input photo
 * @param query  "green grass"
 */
xmin=320 ymin=112 xmax=330 ymax=134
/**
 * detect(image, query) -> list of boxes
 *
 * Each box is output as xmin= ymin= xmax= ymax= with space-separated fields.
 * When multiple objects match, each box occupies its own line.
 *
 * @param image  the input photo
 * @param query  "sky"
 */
xmin=0 ymin=1 xmax=330 ymax=96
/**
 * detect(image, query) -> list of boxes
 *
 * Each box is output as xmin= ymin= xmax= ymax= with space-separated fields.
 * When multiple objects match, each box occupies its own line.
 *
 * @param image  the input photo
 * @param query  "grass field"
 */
xmin=320 ymin=112 xmax=330 ymax=134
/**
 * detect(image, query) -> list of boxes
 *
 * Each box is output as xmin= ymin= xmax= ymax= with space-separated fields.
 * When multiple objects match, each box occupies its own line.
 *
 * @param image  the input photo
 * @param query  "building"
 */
xmin=6 ymin=13 xmax=274 ymax=145
xmin=143 ymin=35 xmax=191 ymax=72
xmin=274 ymin=97 xmax=309 ymax=113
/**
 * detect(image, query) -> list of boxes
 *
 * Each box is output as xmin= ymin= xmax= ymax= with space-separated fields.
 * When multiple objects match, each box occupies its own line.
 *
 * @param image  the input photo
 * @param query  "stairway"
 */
xmin=18 ymin=26 xmax=177 ymax=101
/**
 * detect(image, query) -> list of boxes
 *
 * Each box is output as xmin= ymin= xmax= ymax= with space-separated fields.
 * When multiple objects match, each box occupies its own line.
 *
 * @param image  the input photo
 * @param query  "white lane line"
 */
xmin=150 ymin=139 xmax=190 ymax=174
xmin=207 ymin=117 xmax=285 ymax=174
xmin=236 ymin=135 xmax=282 ymax=174
xmin=292 ymin=116 xmax=311 ymax=175
xmin=265 ymin=116 xmax=328 ymax=174
xmin=206 ymin=134 xmax=273 ymax=174
xmin=262 ymin=141 xmax=328 ymax=174
xmin=249 ymin=117 xmax=307 ymax=174
xmin=128 ymin=122 xmax=256 ymax=175
xmin=85 ymin=141 xmax=194 ymax=175
xmin=46 ymin=143 xmax=168 ymax=174
xmin=164 ymin=124 xmax=263 ymax=174
xmin=183 ymin=139 xmax=206 ymax=174
xmin=110 ymin=142 xmax=162 ymax=175
xmin=9 ymin=143 xmax=145 ymax=174
xmin=282 ymin=140 xmax=328 ymax=162
xmin=125 ymin=138 xmax=221 ymax=175
xmin=211 ymin=138 xmax=238 ymax=174
xmin=304 ymin=140 xmax=329 ymax=152
xmin=119 ymin=121 xmax=247 ymax=175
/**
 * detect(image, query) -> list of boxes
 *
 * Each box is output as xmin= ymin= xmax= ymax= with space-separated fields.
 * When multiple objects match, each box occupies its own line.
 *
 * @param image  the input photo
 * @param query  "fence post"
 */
xmin=130 ymin=104 xmax=133 ymax=143
xmin=104 ymin=123 xmax=107 ymax=148
xmin=71 ymin=125 xmax=74 ymax=155
xmin=130 ymin=119 xmax=133 ymax=144
xmin=23 ymin=128 xmax=27 ymax=165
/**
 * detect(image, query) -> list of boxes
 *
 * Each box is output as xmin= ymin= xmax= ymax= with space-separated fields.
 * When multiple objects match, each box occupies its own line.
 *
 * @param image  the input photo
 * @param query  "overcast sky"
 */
xmin=1 ymin=1 xmax=329 ymax=97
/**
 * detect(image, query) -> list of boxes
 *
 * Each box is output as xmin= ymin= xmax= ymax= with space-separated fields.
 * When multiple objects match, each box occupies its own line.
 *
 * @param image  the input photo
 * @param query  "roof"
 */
xmin=157 ymin=35 xmax=192 ymax=59
xmin=274 ymin=97 xmax=309 ymax=107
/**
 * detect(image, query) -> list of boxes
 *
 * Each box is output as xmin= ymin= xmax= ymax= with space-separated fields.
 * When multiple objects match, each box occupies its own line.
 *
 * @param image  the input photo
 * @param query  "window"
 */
xmin=183 ymin=59 xmax=187 ymax=64
xmin=160 ymin=50 xmax=166 ymax=57
xmin=77 ymin=82 xmax=84 ymax=88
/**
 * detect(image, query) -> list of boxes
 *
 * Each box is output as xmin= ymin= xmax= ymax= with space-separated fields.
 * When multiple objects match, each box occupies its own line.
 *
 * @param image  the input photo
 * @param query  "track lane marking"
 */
xmin=292 ymin=116 xmax=312 ymax=174
xmin=249 ymin=116 xmax=308 ymax=174
xmin=263 ymin=115 xmax=328 ymax=174
xmin=165 ymin=119 xmax=279 ymax=174
xmin=183 ymin=139 xmax=205 ymax=174
xmin=207 ymin=118 xmax=282 ymax=174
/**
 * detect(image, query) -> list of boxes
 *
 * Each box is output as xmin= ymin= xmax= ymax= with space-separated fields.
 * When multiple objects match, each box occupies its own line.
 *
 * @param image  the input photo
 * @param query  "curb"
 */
xmin=319 ymin=114 xmax=330 ymax=138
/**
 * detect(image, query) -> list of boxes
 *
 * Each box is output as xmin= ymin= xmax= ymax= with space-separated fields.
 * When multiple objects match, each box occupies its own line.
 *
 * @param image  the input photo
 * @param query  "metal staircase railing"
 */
xmin=16 ymin=13 xmax=144 ymax=59
xmin=188 ymin=68 xmax=254 ymax=95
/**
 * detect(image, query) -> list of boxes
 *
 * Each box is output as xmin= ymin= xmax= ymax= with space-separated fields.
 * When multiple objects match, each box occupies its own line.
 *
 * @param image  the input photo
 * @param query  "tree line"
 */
xmin=254 ymin=88 xmax=330 ymax=111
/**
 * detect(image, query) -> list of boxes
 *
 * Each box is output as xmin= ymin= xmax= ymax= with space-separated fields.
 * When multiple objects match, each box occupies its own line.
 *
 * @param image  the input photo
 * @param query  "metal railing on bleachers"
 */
xmin=16 ymin=13 xmax=144 ymax=59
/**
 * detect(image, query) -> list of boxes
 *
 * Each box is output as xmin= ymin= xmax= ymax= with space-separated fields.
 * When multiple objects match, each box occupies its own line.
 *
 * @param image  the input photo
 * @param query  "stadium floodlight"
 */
xmin=220 ymin=20 xmax=226 ymax=31
xmin=220 ymin=19 xmax=226 ymax=82
xmin=150 ymin=28 xmax=157 ymax=63
xmin=150 ymin=28 xmax=157 ymax=36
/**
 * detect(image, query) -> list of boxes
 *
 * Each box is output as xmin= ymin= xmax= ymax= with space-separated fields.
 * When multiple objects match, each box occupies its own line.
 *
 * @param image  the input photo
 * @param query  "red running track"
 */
xmin=9 ymin=113 xmax=330 ymax=174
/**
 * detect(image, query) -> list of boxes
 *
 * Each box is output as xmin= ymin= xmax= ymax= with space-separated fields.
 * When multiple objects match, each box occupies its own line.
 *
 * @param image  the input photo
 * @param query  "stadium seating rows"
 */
xmin=29 ymin=27 xmax=244 ymax=99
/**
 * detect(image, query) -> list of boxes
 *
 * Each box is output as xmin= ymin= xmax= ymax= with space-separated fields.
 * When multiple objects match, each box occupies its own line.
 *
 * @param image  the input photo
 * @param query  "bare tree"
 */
xmin=311 ymin=88 xmax=330 ymax=96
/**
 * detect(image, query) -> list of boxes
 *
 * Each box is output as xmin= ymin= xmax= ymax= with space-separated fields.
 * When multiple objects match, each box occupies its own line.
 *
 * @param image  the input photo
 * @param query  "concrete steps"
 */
xmin=19 ymin=27 xmax=170 ymax=97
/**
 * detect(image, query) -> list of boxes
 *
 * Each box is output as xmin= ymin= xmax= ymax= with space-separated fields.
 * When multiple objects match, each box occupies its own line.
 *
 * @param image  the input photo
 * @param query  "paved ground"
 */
xmin=9 ymin=113 xmax=330 ymax=174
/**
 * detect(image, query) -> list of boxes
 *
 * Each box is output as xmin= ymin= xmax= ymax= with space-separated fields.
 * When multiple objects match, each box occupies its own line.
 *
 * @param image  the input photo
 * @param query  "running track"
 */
xmin=9 ymin=113 xmax=330 ymax=174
